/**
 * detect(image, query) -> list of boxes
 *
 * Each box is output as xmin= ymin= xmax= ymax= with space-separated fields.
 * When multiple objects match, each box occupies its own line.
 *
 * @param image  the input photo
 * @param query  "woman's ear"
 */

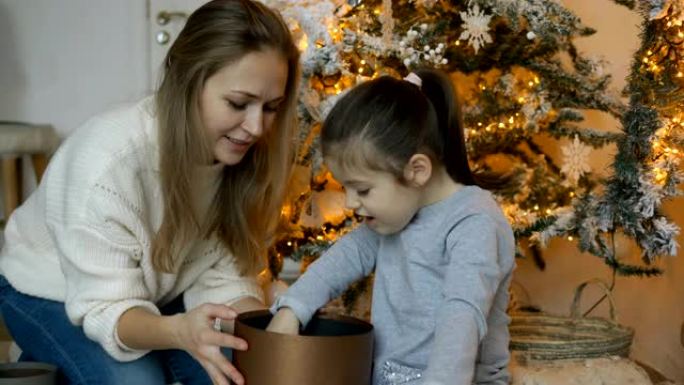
xmin=403 ymin=154 xmax=432 ymax=187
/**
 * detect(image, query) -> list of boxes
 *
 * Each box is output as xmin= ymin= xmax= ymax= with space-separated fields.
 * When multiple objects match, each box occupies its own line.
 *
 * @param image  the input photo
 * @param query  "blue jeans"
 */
xmin=0 ymin=275 xmax=216 ymax=385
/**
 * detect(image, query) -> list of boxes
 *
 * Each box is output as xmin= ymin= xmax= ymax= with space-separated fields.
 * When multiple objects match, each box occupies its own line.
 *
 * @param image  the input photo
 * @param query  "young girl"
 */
xmin=268 ymin=69 xmax=515 ymax=385
xmin=0 ymin=1 xmax=299 ymax=384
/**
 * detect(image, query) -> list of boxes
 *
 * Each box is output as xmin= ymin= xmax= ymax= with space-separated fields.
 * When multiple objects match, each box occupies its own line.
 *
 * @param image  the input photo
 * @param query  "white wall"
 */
xmin=0 ymin=0 xmax=150 ymax=214
xmin=0 ymin=0 xmax=149 ymax=137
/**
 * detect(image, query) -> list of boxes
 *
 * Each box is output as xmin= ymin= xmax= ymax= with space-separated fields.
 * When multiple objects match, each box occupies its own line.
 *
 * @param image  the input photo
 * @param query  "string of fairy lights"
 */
xmin=267 ymin=1 xmax=684 ymax=278
xmin=273 ymin=1 xmax=579 ymax=264
xmin=642 ymin=8 xmax=684 ymax=189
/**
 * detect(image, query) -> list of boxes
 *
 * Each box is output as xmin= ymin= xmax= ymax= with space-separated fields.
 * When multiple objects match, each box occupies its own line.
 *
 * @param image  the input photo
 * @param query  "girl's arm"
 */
xmin=423 ymin=214 xmax=509 ymax=385
xmin=266 ymin=307 xmax=300 ymax=334
xmin=269 ymin=225 xmax=380 ymax=330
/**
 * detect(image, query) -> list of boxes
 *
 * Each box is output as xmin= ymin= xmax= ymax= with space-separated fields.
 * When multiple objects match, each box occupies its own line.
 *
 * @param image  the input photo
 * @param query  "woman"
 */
xmin=0 ymin=1 xmax=300 ymax=384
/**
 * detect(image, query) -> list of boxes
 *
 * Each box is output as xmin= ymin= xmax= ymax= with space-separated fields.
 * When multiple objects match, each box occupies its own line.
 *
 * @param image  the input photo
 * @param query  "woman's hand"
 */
xmin=172 ymin=303 xmax=247 ymax=385
xmin=266 ymin=307 xmax=300 ymax=335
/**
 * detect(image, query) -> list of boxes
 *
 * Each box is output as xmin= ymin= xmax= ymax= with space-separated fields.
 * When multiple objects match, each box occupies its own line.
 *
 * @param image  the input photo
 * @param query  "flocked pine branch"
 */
xmin=262 ymin=0 xmax=682 ymax=296
xmin=538 ymin=0 xmax=683 ymax=274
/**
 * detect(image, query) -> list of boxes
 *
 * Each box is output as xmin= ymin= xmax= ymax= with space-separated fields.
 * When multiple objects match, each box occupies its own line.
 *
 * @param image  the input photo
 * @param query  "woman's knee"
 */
xmin=21 ymin=332 xmax=166 ymax=385
xmin=95 ymin=354 xmax=166 ymax=385
xmin=0 ymin=291 xmax=166 ymax=385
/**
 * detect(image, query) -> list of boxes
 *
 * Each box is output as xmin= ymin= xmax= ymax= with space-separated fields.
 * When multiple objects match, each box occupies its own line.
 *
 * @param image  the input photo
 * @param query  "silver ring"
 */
xmin=213 ymin=317 xmax=222 ymax=332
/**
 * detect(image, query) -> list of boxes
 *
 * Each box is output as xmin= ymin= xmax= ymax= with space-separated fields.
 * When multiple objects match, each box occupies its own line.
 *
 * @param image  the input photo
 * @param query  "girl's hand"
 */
xmin=266 ymin=307 xmax=300 ymax=335
xmin=173 ymin=303 xmax=247 ymax=385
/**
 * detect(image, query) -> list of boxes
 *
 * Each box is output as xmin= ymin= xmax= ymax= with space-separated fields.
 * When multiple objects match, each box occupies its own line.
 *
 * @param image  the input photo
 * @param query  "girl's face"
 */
xmin=199 ymin=48 xmax=288 ymax=166
xmin=326 ymin=158 xmax=423 ymax=235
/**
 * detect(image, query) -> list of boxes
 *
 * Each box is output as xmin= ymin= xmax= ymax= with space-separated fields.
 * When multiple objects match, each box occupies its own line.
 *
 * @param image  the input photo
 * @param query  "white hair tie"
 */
xmin=403 ymin=72 xmax=422 ymax=89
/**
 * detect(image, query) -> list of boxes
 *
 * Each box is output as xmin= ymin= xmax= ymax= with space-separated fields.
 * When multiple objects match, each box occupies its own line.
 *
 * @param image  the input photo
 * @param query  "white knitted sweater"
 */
xmin=0 ymin=97 xmax=264 ymax=361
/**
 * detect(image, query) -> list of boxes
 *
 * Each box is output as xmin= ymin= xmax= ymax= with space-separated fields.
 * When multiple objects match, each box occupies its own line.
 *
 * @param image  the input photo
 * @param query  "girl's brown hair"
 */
xmin=153 ymin=0 xmax=300 ymax=274
xmin=322 ymin=69 xmax=476 ymax=185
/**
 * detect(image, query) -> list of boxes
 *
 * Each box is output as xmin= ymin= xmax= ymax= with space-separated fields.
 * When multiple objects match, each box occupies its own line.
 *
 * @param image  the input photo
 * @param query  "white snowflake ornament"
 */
xmin=560 ymin=135 xmax=592 ymax=186
xmin=459 ymin=4 xmax=493 ymax=53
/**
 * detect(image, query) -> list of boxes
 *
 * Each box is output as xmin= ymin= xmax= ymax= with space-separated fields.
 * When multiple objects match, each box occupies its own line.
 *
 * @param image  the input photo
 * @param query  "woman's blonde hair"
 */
xmin=153 ymin=0 xmax=300 ymax=274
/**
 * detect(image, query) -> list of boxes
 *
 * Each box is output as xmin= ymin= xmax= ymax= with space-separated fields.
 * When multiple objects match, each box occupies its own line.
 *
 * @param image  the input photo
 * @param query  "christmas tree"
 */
xmin=264 ymin=0 xmax=682 ymax=314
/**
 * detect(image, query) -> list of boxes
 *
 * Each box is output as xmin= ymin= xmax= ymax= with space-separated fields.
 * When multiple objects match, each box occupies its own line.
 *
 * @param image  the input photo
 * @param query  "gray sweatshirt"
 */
xmin=271 ymin=186 xmax=515 ymax=385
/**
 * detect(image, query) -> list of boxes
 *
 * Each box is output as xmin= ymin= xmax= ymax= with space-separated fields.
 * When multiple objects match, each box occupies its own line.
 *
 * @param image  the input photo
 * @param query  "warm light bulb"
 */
xmin=281 ymin=205 xmax=292 ymax=216
xmin=568 ymin=236 xmax=574 ymax=241
xmin=297 ymin=35 xmax=308 ymax=51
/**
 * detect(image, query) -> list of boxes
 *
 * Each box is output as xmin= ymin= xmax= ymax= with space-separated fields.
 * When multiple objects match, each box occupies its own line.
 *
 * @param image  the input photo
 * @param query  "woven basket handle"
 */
xmin=570 ymin=278 xmax=617 ymax=321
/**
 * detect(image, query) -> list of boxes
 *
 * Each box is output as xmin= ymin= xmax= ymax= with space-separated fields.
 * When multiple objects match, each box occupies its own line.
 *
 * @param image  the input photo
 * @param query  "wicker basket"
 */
xmin=509 ymin=279 xmax=635 ymax=361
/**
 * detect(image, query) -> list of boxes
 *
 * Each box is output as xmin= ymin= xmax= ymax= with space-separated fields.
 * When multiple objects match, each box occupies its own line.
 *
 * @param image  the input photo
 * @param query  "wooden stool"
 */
xmin=0 ymin=123 xmax=59 ymax=221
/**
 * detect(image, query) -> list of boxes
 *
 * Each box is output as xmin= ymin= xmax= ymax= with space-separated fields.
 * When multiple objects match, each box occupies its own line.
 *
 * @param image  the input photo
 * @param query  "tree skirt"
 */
xmin=510 ymin=355 xmax=659 ymax=385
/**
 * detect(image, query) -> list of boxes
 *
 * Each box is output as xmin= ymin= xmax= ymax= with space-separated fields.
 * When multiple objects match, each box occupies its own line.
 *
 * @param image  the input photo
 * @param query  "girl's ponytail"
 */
xmin=414 ymin=68 xmax=512 ymax=191
xmin=414 ymin=68 xmax=476 ymax=185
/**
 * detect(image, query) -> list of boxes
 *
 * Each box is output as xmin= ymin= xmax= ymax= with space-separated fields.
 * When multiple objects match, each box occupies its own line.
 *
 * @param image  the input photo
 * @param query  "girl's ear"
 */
xmin=403 ymin=153 xmax=432 ymax=187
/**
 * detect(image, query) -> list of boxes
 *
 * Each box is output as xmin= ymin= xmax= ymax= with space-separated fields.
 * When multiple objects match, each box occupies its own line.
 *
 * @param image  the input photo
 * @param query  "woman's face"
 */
xmin=199 ymin=48 xmax=288 ymax=166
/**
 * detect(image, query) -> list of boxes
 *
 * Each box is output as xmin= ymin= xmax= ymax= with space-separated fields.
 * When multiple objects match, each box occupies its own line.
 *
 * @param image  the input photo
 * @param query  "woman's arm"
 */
xmin=118 ymin=304 xmax=248 ymax=385
xmin=117 ymin=307 xmax=183 ymax=350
